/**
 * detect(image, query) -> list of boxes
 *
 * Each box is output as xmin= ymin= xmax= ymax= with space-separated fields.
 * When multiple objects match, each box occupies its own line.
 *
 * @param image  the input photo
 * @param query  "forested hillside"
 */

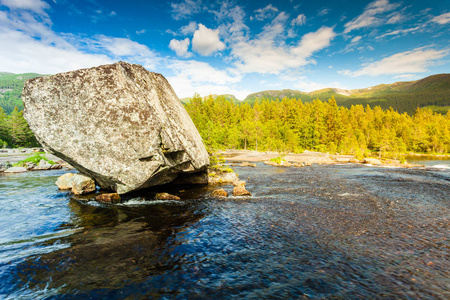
xmin=0 ymin=72 xmax=43 ymax=114
xmin=185 ymin=94 xmax=450 ymax=156
xmin=0 ymin=73 xmax=43 ymax=147
xmin=243 ymin=74 xmax=450 ymax=115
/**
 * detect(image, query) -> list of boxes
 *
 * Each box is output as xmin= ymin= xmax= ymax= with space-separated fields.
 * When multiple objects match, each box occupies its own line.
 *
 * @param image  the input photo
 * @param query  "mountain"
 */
xmin=243 ymin=74 xmax=450 ymax=115
xmin=1 ymin=72 xmax=449 ymax=115
xmin=0 ymin=72 xmax=44 ymax=114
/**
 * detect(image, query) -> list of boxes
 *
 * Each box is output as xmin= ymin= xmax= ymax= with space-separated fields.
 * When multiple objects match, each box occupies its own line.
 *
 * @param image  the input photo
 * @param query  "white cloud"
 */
xmin=376 ymin=26 xmax=422 ymax=39
xmin=171 ymin=0 xmax=202 ymax=20
xmin=0 ymin=0 xmax=49 ymax=15
xmin=344 ymin=0 xmax=400 ymax=33
xmin=291 ymin=14 xmax=306 ymax=26
xmin=386 ymin=12 xmax=404 ymax=24
xmin=166 ymin=59 xmax=247 ymax=98
xmin=136 ymin=29 xmax=146 ymax=35
xmin=180 ymin=21 xmax=197 ymax=35
xmin=0 ymin=4 xmax=159 ymax=73
xmin=432 ymin=12 xmax=450 ymax=25
xmin=94 ymin=36 xmax=158 ymax=69
xmin=351 ymin=36 xmax=362 ymax=43
xmin=169 ymin=38 xmax=192 ymax=58
xmin=394 ymin=74 xmax=419 ymax=79
xmin=232 ymin=26 xmax=336 ymax=74
xmin=318 ymin=8 xmax=330 ymax=17
xmin=192 ymin=24 xmax=225 ymax=56
xmin=341 ymin=48 xmax=448 ymax=76
xmin=254 ymin=4 xmax=278 ymax=21
xmin=168 ymin=60 xmax=241 ymax=85
xmin=0 ymin=29 xmax=112 ymax=74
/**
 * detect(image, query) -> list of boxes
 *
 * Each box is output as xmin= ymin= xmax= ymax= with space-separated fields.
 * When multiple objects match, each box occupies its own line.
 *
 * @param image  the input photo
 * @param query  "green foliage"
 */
xmin=185 ymin=95 xmax=450 ymax=156
xmin=242 ymin=74 xmax=450 ymax=115
xmin=208 ymin=152 xmax=234 ymax=173
xmin=0 ymin=72 xmax=43 ymax=114
xmin=14 ymin=153 xmax=55 ymax=167
xmin=270 ymin=156 xmax=286 ymax=164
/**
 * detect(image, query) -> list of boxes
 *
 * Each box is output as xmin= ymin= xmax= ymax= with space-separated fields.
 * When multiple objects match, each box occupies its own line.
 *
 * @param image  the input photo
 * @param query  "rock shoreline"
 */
xmin=219 ymin=150 xmax=424 ymax=168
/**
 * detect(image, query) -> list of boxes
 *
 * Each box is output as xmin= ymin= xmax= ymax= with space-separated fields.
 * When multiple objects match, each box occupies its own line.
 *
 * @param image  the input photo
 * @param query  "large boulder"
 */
xmin=22 ymin=62 xmax=209 ymax=194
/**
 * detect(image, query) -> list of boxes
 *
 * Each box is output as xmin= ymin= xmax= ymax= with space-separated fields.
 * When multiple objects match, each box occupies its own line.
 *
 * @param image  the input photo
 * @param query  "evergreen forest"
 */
xmin=0 ymin=71 xmax=449 ymax=155
xmin=185 ymin=94 xmax=450 ymax=157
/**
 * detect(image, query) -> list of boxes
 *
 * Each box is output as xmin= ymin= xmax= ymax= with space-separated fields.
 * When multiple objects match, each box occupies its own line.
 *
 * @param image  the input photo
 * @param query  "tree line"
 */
xmin=0 ymin=106 xmax=39 ymax=148
xmin=185 ymin=94 xmax=450 ymax=157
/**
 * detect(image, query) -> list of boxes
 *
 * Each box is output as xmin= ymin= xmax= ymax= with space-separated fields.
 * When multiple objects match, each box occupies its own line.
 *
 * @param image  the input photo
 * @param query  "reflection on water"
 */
xmin=0 ymin=162 xmax=449 ymax=299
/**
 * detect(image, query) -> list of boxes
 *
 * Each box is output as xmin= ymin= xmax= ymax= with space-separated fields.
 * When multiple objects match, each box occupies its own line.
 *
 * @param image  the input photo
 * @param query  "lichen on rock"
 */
xmin=23 ymin=62 xmax=209 ymax=194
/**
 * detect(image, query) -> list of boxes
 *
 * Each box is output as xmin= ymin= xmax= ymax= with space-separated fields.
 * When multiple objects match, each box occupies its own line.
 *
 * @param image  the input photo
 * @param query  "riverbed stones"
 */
xmin=96 ymin=193 xmax=121 ymax=204
xmin=232 ymin=180 xmax=246 ymax=187
xmin=362 ymin=158 xmax=382 ymax=165
xmin=208 ymin=172 xmax=239 ymax=184
xmin=0 ymin=162 xmax=12 ymax=172
xmin=70 ymin=174 xmax=96 ymax=195
xmin=211 ymin=189 xmax=228 ymax=198
xmin=155 ymin=193 xmax=180 ymax=200
xmin=22 ymin=62 xmax=209 ymax=194
xmin=233 ymin=186 xmax=251 ymax=197
xmin=56 ymin=173 xmax=95 ymax=194
xmin=33 ymin=159 xmax=53 ymax=171
xmin=4 ymin=167 xmax=27 ymax=173
xmin=56 ymin=173 xmax=75 ymax=190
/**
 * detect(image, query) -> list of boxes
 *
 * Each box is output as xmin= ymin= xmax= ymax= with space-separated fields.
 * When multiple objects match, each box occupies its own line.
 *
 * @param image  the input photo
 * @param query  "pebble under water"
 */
xmin=0 ymin=161 xmax=449 ymax=299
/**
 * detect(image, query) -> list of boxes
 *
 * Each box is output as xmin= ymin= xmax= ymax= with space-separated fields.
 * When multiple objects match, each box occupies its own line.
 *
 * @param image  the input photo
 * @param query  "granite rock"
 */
xmin=23 ymin=62 xmax=209 ymax=194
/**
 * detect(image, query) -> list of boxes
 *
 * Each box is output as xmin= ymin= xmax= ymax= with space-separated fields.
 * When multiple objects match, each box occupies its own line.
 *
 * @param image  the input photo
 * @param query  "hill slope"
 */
xmin=1 ymin=72 xmax=448 ymax=115
xmin=244 ymin=74 xmax=450 ymax=114
xmin=0 ymin=72 xmax=44 ymax=114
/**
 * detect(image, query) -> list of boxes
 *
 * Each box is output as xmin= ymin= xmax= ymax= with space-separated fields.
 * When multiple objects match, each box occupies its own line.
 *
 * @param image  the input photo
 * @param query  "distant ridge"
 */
xmin=1 ymin=72 xmax=449 ymax=115
xmin=241 ymin=74 xmax=450 ymax=114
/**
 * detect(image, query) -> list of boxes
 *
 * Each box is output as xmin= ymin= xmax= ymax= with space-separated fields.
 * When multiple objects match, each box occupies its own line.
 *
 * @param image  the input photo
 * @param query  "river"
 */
xmin=0 ymin=160 xmax=449 ymax=299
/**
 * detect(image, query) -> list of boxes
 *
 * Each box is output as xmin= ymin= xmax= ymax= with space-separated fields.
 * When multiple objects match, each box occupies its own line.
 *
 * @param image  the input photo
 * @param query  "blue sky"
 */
xmin=0 ymin=0 xmax=449 ymax=99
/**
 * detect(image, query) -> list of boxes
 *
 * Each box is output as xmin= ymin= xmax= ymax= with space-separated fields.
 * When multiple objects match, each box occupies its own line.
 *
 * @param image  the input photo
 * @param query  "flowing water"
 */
xmin=0 ymin=161 xmax=449 ymax=299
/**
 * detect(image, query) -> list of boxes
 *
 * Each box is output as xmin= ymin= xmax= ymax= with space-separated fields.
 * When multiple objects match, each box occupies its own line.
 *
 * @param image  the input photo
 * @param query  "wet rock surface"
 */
xmin=96 ymin=193 xmax=121 ymax=204
xmin=211 ymin=188 xmax=228 ymax=198
xmin=56 ymin=173 xmax=96 ymax=195
xmin=4 ymin=167 xmax=27 ymax=173
xmin=22 ymin=62 xmax=209 ymax=194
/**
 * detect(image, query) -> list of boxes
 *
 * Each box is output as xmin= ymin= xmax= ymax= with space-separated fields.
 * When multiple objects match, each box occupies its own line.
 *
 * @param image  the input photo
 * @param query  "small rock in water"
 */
xmin=4 ymin=167 xmax=27 ymax=173
xmin=24 ymin=162 xmax=37 ymax=170
xmin=211 ymin=189 xmax=228 ymax=198
xmin=0 ymin=161 xmax=13 ymax=172
xmin=96 ymin=193 xmax=121 ymax=204
xmin=240 ymin=162 xmax=256 ymax=167
xmin=56 ymin=173 xmax=75 ymax=190
xmin=208 ymin=172 xmax=239 ymax=184
xmin=32 ymin=159 xmax=52 ymax=171
xmin=233 ymin=186 xmax=252 ymax=197
xmin=155 ymin=193 xmax=180 ymax=200
xmin=232 ymin=180 xmax=246 ymax=187
xmin=362 ymin=158 xmax=382 ymax=165
xmin=70 ymin=174 xmax=96 ymax=195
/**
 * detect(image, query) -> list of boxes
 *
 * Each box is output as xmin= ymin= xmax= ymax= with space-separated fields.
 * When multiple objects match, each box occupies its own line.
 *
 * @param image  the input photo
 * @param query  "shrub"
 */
xmin=270 ymin=156 xmax=286 ymax=164
xmin=14 ymin=153 xmax=55 ymax=167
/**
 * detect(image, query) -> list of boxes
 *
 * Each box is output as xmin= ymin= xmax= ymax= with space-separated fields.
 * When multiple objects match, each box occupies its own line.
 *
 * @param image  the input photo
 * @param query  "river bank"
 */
xmin=217 ymin=149 xmax=426 ymax=168
xmin=0 ymin=148 xmax=61 ymax=164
